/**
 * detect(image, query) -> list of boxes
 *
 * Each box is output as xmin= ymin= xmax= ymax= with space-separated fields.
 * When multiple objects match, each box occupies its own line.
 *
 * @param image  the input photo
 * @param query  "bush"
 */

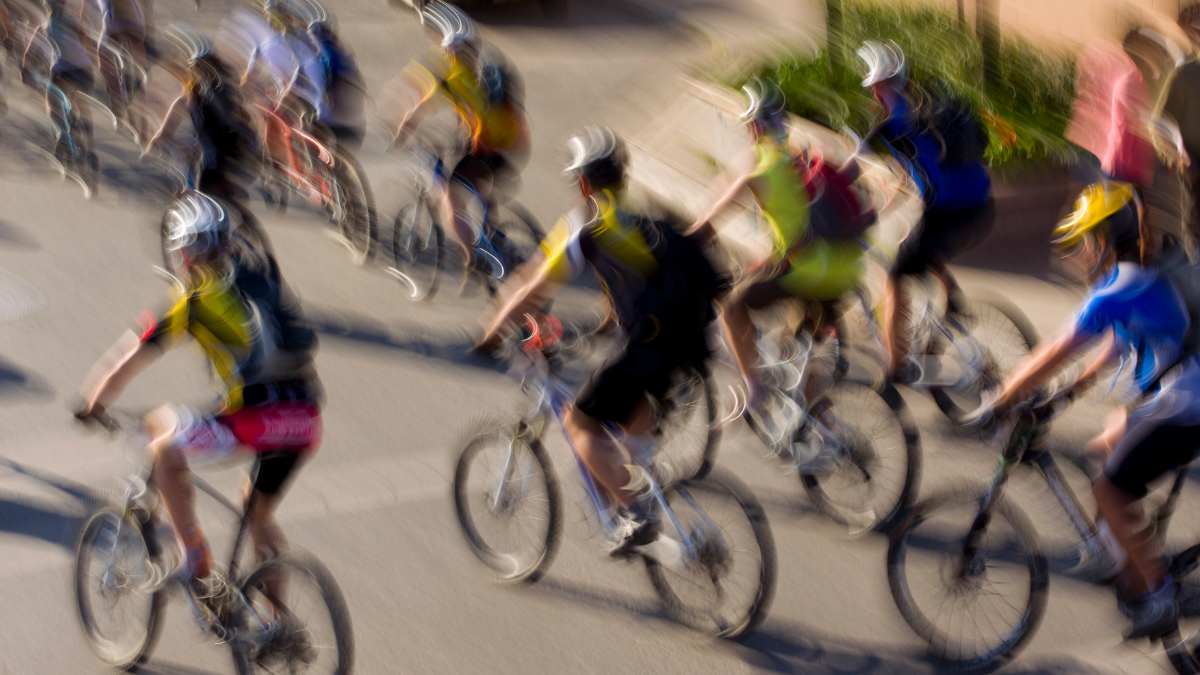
xmin=756 ymin=1 xmax=1076 ymax=167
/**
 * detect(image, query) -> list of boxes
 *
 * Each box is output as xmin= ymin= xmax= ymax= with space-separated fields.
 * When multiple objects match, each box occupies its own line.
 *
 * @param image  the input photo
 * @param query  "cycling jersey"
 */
xmin=441 ymin=56 xmax=526 ymax=156
xmin=46 ymin=14 xmax=93 ymax=72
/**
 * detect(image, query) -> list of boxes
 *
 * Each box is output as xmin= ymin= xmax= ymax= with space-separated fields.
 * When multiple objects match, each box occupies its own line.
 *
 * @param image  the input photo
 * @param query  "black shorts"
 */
xmin=252 ymin=449 xmax=307 ymax=495
xmin=1104 ymin=419 xmax=1200 ymax=497
xmin=452 ymin=152 xmax=516 ymax=196
xmin=891 ymin=199 xmax=996 ymax=277
xmin=575 ymin=344 xmax=702 ymax=424
xmin=52 ymin=66 xmax=94 ymax=95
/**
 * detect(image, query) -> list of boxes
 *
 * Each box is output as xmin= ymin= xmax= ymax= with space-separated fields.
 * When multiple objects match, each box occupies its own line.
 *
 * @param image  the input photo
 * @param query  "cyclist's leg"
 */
xmin=446 ymin=153 xmax=494 ymax=266
xmin=884 ymin=209 xmax=950 ymax=375
xmin=718 ymin=267 xmax=793 ymax=400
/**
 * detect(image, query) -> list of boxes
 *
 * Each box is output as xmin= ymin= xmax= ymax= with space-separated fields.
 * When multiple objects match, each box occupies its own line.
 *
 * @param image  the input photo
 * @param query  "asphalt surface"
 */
xmin=2 ymin=0 xmax=1200 ymax=673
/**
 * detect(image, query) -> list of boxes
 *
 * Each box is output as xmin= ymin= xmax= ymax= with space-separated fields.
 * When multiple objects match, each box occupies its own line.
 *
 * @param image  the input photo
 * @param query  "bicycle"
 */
xmin=74 ymin=412 xmax=354 ymax=674
xmin=259 ymin=103 xmax=377 ymax=265
xmin=22 ymin=36 xmax=99 ymax=198
xmin=715 ymin=298 xmax=922 ymax=534
xmin=96 ymin=33 xmax=146 ymax=143
xmin=886 ymin=381 xmax=1200 ymax=673
xmin=452 ymin=318 xmax=776 ymax=640
xmin=388 ymin=140 xmax=543 ymax=302
xmin=846 ymin=242 xmax=1040 ymax=423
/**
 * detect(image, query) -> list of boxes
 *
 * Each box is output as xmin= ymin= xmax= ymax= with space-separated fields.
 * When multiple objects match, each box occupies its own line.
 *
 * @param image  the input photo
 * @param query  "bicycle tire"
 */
xmin=390 ymin=192 xmax=444 ymax=301
xmin=930 ymin=296 xmax=1039 ymax=423
xmin=332 ymin=156 xmax=376 ymax=265
xmin=453 ymin=420 xmax=562 ymax=584
xmin=656 ymin=364 xmax=720 ymax=483
xmin=75 ymin=507 xmax=166 ymax=671
xmin=800 ymin=380 xmax=920 ymax=534
xmin=231 ymin=551 xmax=355 ymax=675
xmin=645 ymin=466 xmax=776 ymax=641
xmin=888 ymin=486 xmax=1048 ymax=672
xmin=486 ymin=201 xmax=544 ymax=286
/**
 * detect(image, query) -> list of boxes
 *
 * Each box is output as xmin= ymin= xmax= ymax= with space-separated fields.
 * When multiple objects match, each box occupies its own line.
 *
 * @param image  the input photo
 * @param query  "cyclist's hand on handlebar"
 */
xmin=73 ymin=401 xmax=118 ymax=432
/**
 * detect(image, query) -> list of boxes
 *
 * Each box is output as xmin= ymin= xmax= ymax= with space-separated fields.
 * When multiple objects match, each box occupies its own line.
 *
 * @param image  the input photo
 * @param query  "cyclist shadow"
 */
xmin=0 ymin=456 xmax=105 ymax=551
xmin=132 ymin=662 xmax=224 ymax=675
xmin=0 ymin=358 xmax=53 ymax=402
xmin=306 ymin=310 xmax=506 ymax=373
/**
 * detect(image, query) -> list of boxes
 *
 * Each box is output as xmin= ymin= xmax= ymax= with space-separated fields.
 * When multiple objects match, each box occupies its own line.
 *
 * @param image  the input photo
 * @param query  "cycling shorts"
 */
xmin=891 ymin=199 xmax=995 ymax=277
xmin=575 ymin=344 xmax=702 ymax=424
xmin=452 ymin=152 xmax=516 ymax=196
xmin=167 ymin=402 xmax=321 ymax=495
xmin=1104 ymin=418 xmax=1200 ymax=497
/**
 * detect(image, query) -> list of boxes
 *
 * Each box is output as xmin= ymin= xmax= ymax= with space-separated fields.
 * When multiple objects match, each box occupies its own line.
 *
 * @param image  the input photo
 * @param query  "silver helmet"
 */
xmin=163 ymin=22 xmax=213 ymax=65
xmin=858 ymin=40 xmax=907 ymax=87
xmin=163 ymin=192 xmax=232 ymax=266
xmin=564 ymin=126 xmax=627 ymax=187
xmin=423 ymin=1 xmax=478 ymax=51
xmin=739 ymin=77 xmax=786 ymax=127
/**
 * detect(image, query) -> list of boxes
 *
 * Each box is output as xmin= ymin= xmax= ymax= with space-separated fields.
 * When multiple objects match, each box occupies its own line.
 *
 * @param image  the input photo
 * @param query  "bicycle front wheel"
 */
xmin=646 ymin=467 xmax=776 ymax=641
xmin=888 ymin=488 xmax=1048 ymax=672
xmin=930 ymin=297 xmax=1039 ymax=423
xmin=801 ymin=380 xmax=920 ymax=534
xmin=332 ymin=156 xmax=376 ymax=265
xmin=453 ymin=421 xmax=562 ymax=583
xmin=75 ymin=508 xmax=165 ymax=671
xmin=655 ymin=365 xmax=720 ymax=483
xmin=232 ymin=551 xmax=354 ymax=675
xmin=390 ymin=193 xmax=443 ymax=301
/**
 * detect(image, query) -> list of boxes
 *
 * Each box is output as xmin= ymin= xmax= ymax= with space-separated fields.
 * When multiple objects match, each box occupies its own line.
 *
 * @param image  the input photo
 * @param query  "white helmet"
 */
xmin=163 ymin=192 xmax=232 ymax=266
xmin=564 ymin=126 xmax=627 ymax=187
xmin=423 ymin=1 xmax=478 ymax=51
xmin=858 ymin=40 xmax=907 ymax=87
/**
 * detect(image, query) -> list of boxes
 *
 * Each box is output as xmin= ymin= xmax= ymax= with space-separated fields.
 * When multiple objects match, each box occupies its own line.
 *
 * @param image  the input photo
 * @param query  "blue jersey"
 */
xmin=879 ymin=96 xmax=990 ymax=211
xmin=1073 ymin=262 xmax=1189 ymax=390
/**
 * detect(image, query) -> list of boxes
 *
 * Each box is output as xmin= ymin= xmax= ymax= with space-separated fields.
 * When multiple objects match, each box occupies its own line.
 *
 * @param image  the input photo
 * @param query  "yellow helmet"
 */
xmin=1052 ymin=181 xmax=1136 ymax=248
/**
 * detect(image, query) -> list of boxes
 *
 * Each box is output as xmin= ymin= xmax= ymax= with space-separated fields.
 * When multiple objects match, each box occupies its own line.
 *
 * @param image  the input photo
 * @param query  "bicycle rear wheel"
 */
xmin=930 ymin=296 xmax=1038 ymax=423
xmin=232 ymin=552 xmax=354 ymax=675
xmin=75 ymin=508 xmax=166 ymax=671
xmin=645 ymin=467 xmax=776 ymax=641
xmin=390 ymin=192 xmax=444 ymax=301
xmin=487 ymin=202 xmax=544 ymax=282
xmin=888 ymin=487 xmax=1048 ymax=672
xmin=453 ymin=420 xmax=562 ymax=583
xmin=655 ymin=365 xmax=720 ymax=483
xmin=800 ymin=380 xmax=920 ymax=534
xmin=331 ymin=156 xmax=376 ymax=265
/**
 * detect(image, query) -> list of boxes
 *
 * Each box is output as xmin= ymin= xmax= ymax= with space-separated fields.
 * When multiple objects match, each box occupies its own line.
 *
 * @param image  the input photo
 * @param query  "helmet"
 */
xmin=478 ymin=61 xmax=505 ymax=103
xmin=423 ymin=1 xmax=477 ymax=51
xmin=163 ymin=22 xmax=212 ymax=65
xmin=164 ymin=193 xmax=233 ymax=266
xmin=565 ymin=126 xmax=627 ymax=188
xmin=739 ymin=77 xmax=786 ymax=128
xmin=1052 ymin=181 xmax=1138 ymax=249
xmin=858 ymin=40 xmax=907 ymax=87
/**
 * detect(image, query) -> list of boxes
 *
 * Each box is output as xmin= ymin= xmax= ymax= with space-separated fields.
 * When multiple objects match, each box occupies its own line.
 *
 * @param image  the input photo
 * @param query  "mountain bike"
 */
xmin=453 ymin=318 xmax=775 ymax=640
xmin=388 ymin=141 xmax=543 ymax=301
xmin=74 ymin=413 xmax=354 ymax=674
xmin=887 ymin=382 xmax=1200 ymax=673
xmin=849 ymin=243 xmax=1039 ymax=423
xmin=718 ymin=300 xmax=921 ymax=534
xmin=259 ymin=103 xmax=377 ymax=265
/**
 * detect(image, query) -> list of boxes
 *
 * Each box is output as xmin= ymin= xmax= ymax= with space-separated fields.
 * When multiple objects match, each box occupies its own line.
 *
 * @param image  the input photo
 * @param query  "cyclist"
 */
xmin=143 ymin=23 xmax=261 ymax=233
xmin=477 ymin=127 xmax=721 ymax=555
xmin=392 ymin=0 xmax=530 ymax=276
xmin=81 ymin=0 xmax=153 ymax=139
xmin=971 ymin=181 xmax=1198 ymax=640
xmin=858 ymin=40 xmax=994 ymax=381
xmin=23 ymin=0 xmax=95 ymax=149
xmin=75 ymin=191 xmax=322 ymax=590
xmin=304 ymin=1 xmax=366 ymax=156
xmin=686 ymin=79 xmax=865 ymax=415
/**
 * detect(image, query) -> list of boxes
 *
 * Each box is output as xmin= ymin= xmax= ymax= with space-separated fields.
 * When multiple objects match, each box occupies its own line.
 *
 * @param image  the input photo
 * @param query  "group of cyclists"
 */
xmin=16 ymin=0 xmax=1200 ymax=660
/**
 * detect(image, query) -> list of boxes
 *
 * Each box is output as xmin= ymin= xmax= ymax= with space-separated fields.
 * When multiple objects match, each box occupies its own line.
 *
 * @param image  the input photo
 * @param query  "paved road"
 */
xmin=1 ymin=0 xmax=1199 ymax=673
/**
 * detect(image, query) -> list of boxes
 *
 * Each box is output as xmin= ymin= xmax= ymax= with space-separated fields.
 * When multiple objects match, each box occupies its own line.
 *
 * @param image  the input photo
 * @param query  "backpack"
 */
xmin=629 ymin=216 xmax=728 ymax=346
xmin=234 ymin=257 xmax=319 ymax=385
xmin=917 ymin=84 xmax=987 ymax=165
xmin=193 ymin=78 xmax=259 ymax=171
xmin=801 ymin=154 xmax=876 ymax=240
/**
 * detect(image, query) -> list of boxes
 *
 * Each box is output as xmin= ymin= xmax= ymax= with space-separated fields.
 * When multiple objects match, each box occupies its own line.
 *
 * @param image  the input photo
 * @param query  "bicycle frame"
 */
xmin=260 ymin=104 xmax=336 ymax=205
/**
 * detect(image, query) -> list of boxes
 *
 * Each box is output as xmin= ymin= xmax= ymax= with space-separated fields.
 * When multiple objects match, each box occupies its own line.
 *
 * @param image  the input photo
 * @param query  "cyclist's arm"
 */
xmin=144 ymin=94 xmax=186 ymax=154
xmin=393 ymin=87 xmax=441 ymax=146
xmin=993 ymin=326 xmax=1099 ymax=410
xmin=1073 ymin=330 xmax=1121 ymax=392
xmin=477 ymin=264 xmax=560 ymax=352
xmin=80 ymin=333 xmax=163 ymax=415
xmin=685 ymin=171 xmax=750 ymax=244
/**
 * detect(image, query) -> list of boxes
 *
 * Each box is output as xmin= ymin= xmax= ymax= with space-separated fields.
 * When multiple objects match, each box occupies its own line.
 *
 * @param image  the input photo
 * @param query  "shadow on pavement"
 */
xmin=307 ymin=309 xmax=501 ymax=372
xmin=533 ymin=576 xmax=671 ymax=623
xmin=0 ymin=358 xmax=54 ymax=401
xmin=137 ymin=662 xmax=226 ymax=675
xmin=0 ymin=456 xmax=107 ymax=549
xmin=0 ymin=219 xmax=40 ymax=249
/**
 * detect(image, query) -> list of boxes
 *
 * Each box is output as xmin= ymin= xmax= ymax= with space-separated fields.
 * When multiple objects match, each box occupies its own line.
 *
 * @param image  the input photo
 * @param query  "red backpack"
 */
xmin=800 ymin=153 xmax=876 ymax=240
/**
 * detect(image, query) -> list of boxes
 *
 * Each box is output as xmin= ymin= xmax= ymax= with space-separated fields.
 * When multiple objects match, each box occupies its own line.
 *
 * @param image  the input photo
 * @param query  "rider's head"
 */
xmin=264 ymin=0 xmax=300 ymax=33
xmin=423 ymin=1 xmax=479 ymax=63
xmin=163 ymin=23 xmax=226 ymax=91
xmin=858 ymin=40 xmax=907 ymax=105
xmin=1052 ymin=181 xmax=1145 ymax=281
xmin=739 ymin=78 xmax=787 ymax=141
xmin=565 ymin=126 xmax=627 ymax=197
xmin=164 ymin=192 xmax=234 ymax=274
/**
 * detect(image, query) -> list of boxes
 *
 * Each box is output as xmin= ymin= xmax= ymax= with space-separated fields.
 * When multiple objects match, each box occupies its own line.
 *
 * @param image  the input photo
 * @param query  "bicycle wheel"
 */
xmin=930 ymin=296 xmax=1039 ymax=423
xmin=645 ymin=466 xmax=776 ymax=641
xmin=453 ymin=420 xmax=562 ymax=583
xmin=331 ymin=157 xmax=376 ymax=265
xmin=75 ymin=508 xmax=166 ymax=671
xmin=231 ymin=551 xmax=354 ymax=675
xmin=390 ymin=193 xmax=444 ymax=301
xmin=1168 ymin=545 xmax=1200 ymax=673
xmin=487 ymin=202 xmax=544 ymax=281
xmin=655 ymin=365 xmax=720 ymax=483
xmin=800 ymin=380 xmax=920 ymax=534
xmin=888 ymin=487 xmax=1048 ymax=672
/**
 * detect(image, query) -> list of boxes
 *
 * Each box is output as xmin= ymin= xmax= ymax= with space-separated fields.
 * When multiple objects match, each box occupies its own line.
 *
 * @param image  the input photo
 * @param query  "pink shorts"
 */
xmin=173 ymin=403 xmax=322 ymax=466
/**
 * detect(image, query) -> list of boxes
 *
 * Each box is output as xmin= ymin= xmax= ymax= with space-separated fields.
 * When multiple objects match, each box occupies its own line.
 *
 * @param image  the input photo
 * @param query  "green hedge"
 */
xmin=757 ymin=1 xmax=1077 ymax=167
